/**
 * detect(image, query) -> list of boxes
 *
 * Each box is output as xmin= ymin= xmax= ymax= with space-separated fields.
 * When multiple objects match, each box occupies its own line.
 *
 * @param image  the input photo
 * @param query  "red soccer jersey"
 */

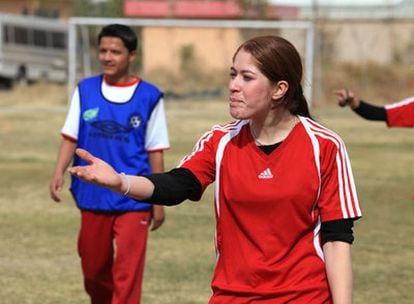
xmin=179 ymin=117 xmax=361 ymax=303
xmin=385 ymin=96 xmax=414 ymax=127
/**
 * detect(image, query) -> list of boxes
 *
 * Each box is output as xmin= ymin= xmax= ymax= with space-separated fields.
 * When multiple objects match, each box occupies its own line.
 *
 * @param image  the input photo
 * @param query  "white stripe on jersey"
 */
xmin=177 ymin=120 xmax=246 ymax=262
xmin=300 ymin=117 xmax=325 ymax=261
xmin=313 ymin=217 xmax=324 ymax=261
xmin=301 ymin=117 xmax=361 ymax=219
xmin=310 ymin=130 xmax=349 ymax=218
xmin=308 ymin=121 xmax=353 ymax=218
xmin=298 ymin=116 xmax=322 ymax=219
xmin=178 ymin=131 xmax=214 ymax=167
xmin=214 ymin=120 xmax=249 ymax=216
xmin=177 ymin=120 xmax=241 ymax=167
xmin=178 ymin=120 xmax=246 ymax=216
xmin=385 ymin=96 xmax=414 ymax=110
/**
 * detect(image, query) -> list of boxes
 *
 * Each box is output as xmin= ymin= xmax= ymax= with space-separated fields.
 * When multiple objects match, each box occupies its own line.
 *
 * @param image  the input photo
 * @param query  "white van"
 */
xmin=0 ymin=13 xmax=68 ymax=88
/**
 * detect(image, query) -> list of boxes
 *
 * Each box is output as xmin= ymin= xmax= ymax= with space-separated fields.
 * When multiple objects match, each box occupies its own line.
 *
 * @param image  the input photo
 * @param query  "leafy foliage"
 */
xmin=73 ymin=0 xmax=124 ymax=17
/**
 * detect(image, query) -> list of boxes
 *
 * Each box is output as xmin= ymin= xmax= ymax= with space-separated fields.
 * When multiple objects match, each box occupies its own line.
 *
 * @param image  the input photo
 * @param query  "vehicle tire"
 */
xmin=0 ymin=76 xmax=13 ymax=89
xmin=16 ymin=66 xmax=28 ymax=85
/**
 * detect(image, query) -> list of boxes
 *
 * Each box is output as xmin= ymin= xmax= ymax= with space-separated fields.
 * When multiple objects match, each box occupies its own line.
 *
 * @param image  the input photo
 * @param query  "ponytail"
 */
xmin=290 ymin=85 xmax=312 ymax=119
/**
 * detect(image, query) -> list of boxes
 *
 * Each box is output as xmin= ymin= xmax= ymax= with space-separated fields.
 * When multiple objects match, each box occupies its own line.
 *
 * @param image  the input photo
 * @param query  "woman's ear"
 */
xmin=271 ymin=80 xmax=289 ymax=100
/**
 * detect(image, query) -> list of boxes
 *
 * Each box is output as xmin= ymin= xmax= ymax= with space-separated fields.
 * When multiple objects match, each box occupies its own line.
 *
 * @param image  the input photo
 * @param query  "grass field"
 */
xmin=0 ymin=83 xmax=413 ymax=303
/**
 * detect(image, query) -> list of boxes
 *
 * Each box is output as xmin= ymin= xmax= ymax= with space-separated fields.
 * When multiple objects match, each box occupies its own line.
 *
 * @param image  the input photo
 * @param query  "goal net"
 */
xmin=68 ymin=18 xmax=314 ymax=103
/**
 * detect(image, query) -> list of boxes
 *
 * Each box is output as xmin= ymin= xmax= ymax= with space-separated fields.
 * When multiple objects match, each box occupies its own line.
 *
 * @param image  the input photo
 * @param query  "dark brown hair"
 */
xmin=98 ymin=24 xmax=137 ymax=53
xmin=233 ymin=36 xmax=311 ymax=118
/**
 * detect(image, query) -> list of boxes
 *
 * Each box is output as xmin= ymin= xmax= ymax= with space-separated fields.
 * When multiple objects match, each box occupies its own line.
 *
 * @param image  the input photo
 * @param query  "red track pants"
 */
xmin=78 ymin=210 xmax=151 ymax=304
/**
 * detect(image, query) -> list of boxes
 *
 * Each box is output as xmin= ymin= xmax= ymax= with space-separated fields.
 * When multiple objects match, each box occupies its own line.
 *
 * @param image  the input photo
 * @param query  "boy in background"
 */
xmin=49 ymin=24 xmax=170 ymax=303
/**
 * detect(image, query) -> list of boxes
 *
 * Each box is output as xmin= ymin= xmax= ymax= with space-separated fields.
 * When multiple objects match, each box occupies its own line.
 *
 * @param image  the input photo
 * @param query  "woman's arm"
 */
xmin=323 ymin=241 xmax=353 ymax=304
xmin=68 ymin=148 xmax=202 ymax=205
xmin=68 ymin=148 xmax=155 ymax=200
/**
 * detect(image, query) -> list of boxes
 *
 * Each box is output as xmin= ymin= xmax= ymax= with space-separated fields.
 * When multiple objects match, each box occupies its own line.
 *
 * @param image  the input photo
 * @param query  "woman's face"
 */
xmin=228 ymin=49 xmax=277 ymax=121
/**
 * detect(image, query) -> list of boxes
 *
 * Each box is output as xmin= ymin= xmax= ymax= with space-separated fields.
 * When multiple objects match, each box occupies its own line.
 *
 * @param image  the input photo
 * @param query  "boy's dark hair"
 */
xmin=98 ymin=24 xmax=137 ymax=52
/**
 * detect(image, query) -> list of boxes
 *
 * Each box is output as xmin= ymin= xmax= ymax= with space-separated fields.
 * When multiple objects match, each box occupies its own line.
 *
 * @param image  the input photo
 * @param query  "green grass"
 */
xmin=0 ymin=89 xmax=413 ymax=303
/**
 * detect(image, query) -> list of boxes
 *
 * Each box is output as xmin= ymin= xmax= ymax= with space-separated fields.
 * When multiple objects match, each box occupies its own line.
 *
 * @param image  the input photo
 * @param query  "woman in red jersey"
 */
xmin=335 ymin=88 xmax=414 ymax=128
xmin=69 ymin=36 xmax=362 ymax=304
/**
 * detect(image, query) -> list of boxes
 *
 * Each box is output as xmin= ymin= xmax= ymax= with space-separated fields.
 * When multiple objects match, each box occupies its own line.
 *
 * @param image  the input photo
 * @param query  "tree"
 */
xmin=73 ymin=0 xmax=123 ymax=17
xmin=234 ymin=0 xmax=270 ymax=19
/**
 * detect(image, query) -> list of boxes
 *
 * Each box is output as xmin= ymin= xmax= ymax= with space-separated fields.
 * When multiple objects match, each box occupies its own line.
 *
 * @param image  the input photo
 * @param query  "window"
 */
xmin=34 ymin=29 xmax=47 ymax=47
xmin=3 ymin=25 xmax=11 ymax=43
xmin=52 ymin=31 xmax=66 ymax=49
xmin=14 ymin=26 xmax=29 ymax=45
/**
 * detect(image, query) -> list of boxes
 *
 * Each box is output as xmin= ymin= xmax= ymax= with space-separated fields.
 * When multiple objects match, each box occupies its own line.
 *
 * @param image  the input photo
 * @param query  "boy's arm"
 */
xmin=50 ymin=138 xmax=77 ymax=202
xmin=148 ymin=150 xmax=166 ymax=231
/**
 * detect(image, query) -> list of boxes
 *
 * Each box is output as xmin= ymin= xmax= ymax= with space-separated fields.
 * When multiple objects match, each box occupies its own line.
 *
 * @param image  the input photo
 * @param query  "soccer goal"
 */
xmin=68 ymin=17 xmax=314 ymax=104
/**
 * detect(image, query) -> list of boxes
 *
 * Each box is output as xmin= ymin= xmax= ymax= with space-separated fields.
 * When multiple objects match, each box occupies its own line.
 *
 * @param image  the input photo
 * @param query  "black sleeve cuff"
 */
xmin=353 ymin=100 xmax=387 ymax=122
xmin=321 ymin=219 xmax=355 ymax=245
xmin=144 ymin=168 xmax=202 ymax=206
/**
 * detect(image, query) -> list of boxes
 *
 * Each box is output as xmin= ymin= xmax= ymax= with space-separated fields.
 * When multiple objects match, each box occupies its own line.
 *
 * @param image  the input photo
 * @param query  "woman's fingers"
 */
xmin=75 ymin=148 xmax=95 ymax=164
xmin=67 ymin=165 xmax=86 ymax=177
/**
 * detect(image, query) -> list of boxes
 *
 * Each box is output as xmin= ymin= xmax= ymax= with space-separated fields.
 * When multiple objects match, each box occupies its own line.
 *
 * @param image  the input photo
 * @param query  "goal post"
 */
xmin=68 ymin=17 xmax=314 ymax=104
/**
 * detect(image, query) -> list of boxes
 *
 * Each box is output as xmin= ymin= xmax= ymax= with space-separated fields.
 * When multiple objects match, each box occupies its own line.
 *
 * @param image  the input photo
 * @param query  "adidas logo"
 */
xmin=258 ymin=168 xmax=274 ymax=179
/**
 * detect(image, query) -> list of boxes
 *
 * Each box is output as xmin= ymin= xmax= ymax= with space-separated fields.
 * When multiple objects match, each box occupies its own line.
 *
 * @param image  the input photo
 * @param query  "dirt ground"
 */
xmin=0 ymin=82 xmax=68 ymax=108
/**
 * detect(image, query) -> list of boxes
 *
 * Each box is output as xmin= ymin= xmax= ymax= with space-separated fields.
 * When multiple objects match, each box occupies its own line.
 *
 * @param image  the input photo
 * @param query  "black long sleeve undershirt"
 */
xmin=320 ymin=219 xmax=354 ymax=245
xmin=353 ymin=100 xmax=387 ymax=122
xmin=145 ymin=168 xmax=202 ymax=206
xmin=145 ymin=165 xmax=355 ymax=244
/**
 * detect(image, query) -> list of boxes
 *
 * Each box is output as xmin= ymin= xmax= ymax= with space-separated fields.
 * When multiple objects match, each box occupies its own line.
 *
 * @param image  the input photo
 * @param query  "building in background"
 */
xmin=122 ymin=0 xmax=302 ymax=83
xmin=299 ymin=0 xmax=414 ymax=65
xmin=1 ymin=0 xmax=413 ymax=101
xmin=300 ymin=0 xmax=414 ymax=19
xmin=0 ymin=0 xmax=72 ymax=19
xmin=124 ymin=0 xmax=298 ymax=19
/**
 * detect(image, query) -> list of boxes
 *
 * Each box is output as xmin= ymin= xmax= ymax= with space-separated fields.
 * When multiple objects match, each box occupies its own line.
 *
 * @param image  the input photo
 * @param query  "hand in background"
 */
xmin=50 ymin=174 xmax=64 ymax=202
xmin=150 ymin=205 xmax=165 ymax=231
xmin=334 ymin=89 xmax=361 ymax=109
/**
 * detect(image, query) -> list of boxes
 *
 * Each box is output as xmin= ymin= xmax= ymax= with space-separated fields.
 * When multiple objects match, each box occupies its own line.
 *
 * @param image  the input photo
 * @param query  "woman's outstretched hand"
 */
xmin=68 ymin=148 xmax=123 ymax=193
